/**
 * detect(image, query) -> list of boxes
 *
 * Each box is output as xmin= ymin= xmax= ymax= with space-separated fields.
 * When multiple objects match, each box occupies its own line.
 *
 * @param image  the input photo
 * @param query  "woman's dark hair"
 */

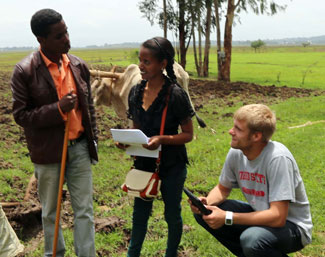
xmin=30 ymin=9 xmax=62 ymax=37
xmin=142 ymin=37 xmax=177 ymax=82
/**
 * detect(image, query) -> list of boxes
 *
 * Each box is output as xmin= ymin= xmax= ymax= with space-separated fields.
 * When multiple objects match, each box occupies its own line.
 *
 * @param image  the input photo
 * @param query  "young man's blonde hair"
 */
xmin=234 ymin=104 xmax=276 ymax=142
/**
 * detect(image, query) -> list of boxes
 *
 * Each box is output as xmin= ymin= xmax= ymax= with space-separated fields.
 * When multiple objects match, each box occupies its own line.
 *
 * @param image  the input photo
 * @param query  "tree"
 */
xmin=138 ymin=0 xmax=172 ymax=39
xmin=138 ymin=0 xmax=286 ymax=79
xmin=189 ymin=0 xmax=203 ymax=76
xmin=163 ymin=0 xmax=167 ymax=37
xmin=214 ymin=0 xmax=223 ymax=81
xmin=218 ymin=0 xmax=286 ymax=81
xmin=138 ymin=0 xmax=159 ymax=27
xmin=251 ymin=39 xmax=265 ymax=52
xmin=138 ymin=0 xmax=192 ymax=68
xmin=189 ymin=0 xmax=216 ymax=77
xmin=219 ymin=0 xmax=236 ymax=82
xmin=203 ymin=0 xmax=213 ymax=77
xmin=190 ymin=0 xmax=213 ymax=77
xmin=302 ymin=41 xmax=311 ymax=47
xmin=178 ymin=0 xmax=187 ymax=67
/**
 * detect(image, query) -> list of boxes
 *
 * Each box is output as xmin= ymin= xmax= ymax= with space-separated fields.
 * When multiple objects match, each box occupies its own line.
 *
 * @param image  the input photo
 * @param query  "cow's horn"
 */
xmin=89 ymin=69 xmax=122 ymax=79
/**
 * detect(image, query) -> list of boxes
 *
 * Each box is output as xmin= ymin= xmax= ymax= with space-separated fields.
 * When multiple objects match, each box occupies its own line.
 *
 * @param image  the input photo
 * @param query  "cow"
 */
xmin=90 ymin=63 xmax=206 ymax=127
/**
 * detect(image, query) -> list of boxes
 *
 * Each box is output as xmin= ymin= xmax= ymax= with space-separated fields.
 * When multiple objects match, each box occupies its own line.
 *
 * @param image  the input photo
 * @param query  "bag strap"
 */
xmin=155 ymin=85 xmax=171 ymax=170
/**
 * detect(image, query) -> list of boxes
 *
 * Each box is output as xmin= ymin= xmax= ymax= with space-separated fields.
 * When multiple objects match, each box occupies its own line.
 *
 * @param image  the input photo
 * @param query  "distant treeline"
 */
xmin=0 ymin=46 xmax=37 ymax=52
xmin=233 ymin=35 xmax=325 ymax=46
xmin=1 ymin=35 xmax=324 ymax=51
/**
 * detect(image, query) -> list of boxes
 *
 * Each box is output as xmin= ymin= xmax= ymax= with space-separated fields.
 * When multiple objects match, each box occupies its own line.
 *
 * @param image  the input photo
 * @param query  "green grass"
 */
xmin=98 ymin=95 xmax=324 ymax=257
xmin=71 ymin=48 xmax=139 ymax=68
xmin=4 ymin=95 xmax=323 ymax=257
xmin=1 ymin=46 xmax=325 ymax=256
xmin=0 ymin=51 xmax=33 ymax=72
xmin=231 ymin=51 xmax=325 ymax=89
xmin=71 ymin=45 xmax=325 ymax=90
xmin=185 ymin=45 xmax=325 ymax=90
xmin=2 ymin=45 xmax=324 ymax=89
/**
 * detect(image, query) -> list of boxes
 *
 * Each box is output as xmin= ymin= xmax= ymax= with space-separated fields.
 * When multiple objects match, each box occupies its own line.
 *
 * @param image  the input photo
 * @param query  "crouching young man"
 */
xmin=189 ymin=104 xmax=312 ymax=257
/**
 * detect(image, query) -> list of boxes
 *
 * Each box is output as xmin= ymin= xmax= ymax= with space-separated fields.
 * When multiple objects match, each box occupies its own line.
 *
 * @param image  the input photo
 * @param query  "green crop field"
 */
xmin=2 ymin=45 xmax=325 ymax=90
xmin=75 ymin=45 xmax=325 ymax=90
xmin=0 ymin=45 xmax=324 ymax=256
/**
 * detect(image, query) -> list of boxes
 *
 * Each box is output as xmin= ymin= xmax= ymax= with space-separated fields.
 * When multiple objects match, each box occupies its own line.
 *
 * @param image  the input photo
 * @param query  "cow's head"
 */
xmin=91 ymin=77 xmax=113 ymax=106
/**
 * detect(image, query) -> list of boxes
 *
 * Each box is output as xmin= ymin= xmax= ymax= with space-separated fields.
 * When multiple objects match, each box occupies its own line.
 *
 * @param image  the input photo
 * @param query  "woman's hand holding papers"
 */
xmin=142 ymin=136 xmax=162 ymax=150
xmin=115 ymin=142 xmax=130 ymax=150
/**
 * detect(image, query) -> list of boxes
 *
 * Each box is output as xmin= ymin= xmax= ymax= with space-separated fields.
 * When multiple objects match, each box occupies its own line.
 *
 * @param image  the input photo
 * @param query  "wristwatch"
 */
xmin=225 ymin=211 xmax=233 ymax=225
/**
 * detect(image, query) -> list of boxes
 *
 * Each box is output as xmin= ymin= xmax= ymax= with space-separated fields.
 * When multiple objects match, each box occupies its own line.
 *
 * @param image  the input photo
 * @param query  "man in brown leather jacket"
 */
xmin=10 ymin=9 xmax=98 ymax=257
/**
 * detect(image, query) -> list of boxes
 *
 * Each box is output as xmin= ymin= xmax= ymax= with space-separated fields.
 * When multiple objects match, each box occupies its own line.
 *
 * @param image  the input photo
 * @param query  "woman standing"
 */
xmin=119 ymin=37 xmax=194 ymax=257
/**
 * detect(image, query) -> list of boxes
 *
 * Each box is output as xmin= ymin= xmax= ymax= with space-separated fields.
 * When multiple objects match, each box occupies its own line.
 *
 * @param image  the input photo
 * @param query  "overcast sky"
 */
xmin=0 ymin=0 xmax=324 ymax=48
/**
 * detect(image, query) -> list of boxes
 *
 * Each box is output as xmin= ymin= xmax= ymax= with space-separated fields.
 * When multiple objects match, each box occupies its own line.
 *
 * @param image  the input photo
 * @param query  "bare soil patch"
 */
xmin=189 ymin=79 xmax=324 ymax=110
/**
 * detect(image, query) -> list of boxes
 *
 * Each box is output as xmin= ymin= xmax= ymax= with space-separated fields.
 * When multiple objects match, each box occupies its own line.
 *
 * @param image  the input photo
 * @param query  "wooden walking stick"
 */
xmin=52 ymin=113 xmax=71 ymax=257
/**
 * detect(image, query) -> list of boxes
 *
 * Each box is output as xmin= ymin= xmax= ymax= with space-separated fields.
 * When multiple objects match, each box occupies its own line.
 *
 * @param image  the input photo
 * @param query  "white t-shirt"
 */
xmin=219 ymin=141 xmax=313 ymax=246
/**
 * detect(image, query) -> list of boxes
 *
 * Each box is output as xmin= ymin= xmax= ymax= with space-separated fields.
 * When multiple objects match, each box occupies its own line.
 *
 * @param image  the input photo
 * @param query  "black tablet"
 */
xmin=184 ymin=187 xmax=212 ymax=215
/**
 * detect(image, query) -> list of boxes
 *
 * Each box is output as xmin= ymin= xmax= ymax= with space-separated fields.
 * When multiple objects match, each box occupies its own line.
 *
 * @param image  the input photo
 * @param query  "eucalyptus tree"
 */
xmin=138 ymin=0 xmax=287 ymax=81
xmin=214 ymin=0 xmax=223 ymax=80
xmin=177 ymin=0 xmax=192 ymax=68
xmin=189 ymin=0 xmax=204 ymax=76
xmin=189 ymin=0 xmax=215 ymax=77
xmin=138 ymin=0 xmax=168 ymax=37
xmin=203 ymin=0 xmax=213 ymax=77
xmin=138 ymin=0 xmax=192 ymax=68
xmin=219 ymin=0 xmax=286 ymax=81
xmin=163 ymin=0 xmax=167 ymax=37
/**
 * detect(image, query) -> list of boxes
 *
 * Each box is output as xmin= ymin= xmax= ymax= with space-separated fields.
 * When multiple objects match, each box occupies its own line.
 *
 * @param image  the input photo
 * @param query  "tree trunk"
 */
xmin=214 ymin=0 xmax=222 ymax=80
xmin=193 ymin=32 xmax=200 ymax=76
xmin=198 ymin=15 xmax=203 ymax=77
xmin=220 ymin=0 xmax=236 ymax=82
xmin=163 ymin=0 xmax=167 ymax=38
xmin=178 ymin=0 xmax=187 ymax=68
xmin=203 ymin=0 xmax=212 ymax=77
xmin=190 ymin=3 xmax=200 ymax=76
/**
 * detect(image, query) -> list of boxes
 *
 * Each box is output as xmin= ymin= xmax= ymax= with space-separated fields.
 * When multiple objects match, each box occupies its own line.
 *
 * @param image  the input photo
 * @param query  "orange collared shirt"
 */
xmin=40 ymin=50 xmax=84 ymax=140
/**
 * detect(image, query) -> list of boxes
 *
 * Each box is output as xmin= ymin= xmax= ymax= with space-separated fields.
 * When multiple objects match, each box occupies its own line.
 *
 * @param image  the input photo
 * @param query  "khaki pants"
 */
xmin=34 ymin=138 xmax=95 ymax=257
xmin=0 ymin=205 xmax=24 ymax=257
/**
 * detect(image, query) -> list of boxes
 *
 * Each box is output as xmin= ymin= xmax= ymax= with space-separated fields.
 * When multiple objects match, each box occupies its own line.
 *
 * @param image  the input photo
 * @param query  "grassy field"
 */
xmin=0 ymin=46 xmax=325 ymax=256
xmin=1 ymin=45 xmax=324 ymax=89
xmin=77 ymin=45 xmax=325 ymax=90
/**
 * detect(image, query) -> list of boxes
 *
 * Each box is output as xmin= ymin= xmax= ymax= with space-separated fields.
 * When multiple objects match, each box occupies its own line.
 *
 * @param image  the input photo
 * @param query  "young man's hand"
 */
xmin=202 ymin=206 xmax=227 ymax=229
xmin=59 ymin=92 xmax=77 ymax=112
xmin=188 ymin=197 xmax=207 ymax=214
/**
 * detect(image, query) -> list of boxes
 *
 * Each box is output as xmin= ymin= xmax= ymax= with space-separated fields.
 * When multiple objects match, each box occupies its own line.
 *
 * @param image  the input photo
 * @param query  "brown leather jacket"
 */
xmin=10 ymin=51 xmax=98 ymax=164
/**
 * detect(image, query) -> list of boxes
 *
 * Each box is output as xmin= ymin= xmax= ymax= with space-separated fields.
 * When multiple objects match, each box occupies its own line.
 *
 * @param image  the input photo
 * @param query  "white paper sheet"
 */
xmin=110 ymin=129 xmax=160 ymax=158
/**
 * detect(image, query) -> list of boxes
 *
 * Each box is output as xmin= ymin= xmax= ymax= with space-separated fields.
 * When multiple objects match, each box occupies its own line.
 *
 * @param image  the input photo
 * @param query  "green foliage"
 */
xmin=251 ymin=39 xmax=266 ymax=52
xmin=302 ymin=42 xmax=311 ymax=47
xmin=138 ymin=0 xmax=159 ymax=26
xmin=238 ymin=0 xmax=286 ymax=15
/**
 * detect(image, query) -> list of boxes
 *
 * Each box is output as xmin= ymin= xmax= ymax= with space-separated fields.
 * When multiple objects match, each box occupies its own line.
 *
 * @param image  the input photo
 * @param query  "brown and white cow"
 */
xmin=90 ymin=63 xmax=206 ymax=127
